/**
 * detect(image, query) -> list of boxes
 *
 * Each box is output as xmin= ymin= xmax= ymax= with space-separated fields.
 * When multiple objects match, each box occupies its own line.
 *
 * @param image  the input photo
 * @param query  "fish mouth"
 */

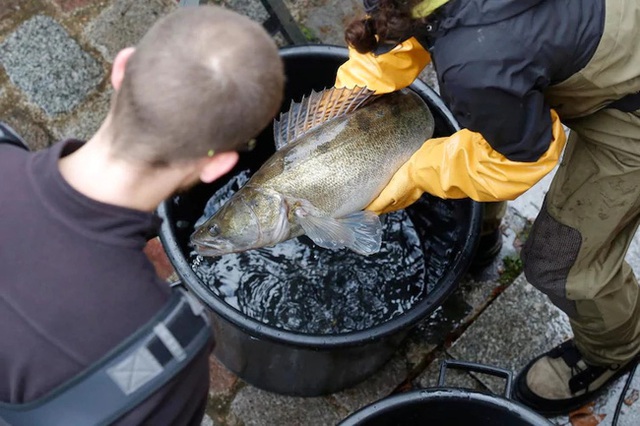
xmin=190 ymin=237 xmax=237 ymax=257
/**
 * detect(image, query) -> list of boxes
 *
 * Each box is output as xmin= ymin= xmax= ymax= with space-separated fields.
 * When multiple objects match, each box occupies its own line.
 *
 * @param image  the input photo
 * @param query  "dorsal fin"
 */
xmin=273 ymin=86 xmax=376 ymax=150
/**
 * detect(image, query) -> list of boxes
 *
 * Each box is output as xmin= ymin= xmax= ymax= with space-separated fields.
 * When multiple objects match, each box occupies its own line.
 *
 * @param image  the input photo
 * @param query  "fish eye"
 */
xmin=208 ymin=224 xmax=220 ymax=236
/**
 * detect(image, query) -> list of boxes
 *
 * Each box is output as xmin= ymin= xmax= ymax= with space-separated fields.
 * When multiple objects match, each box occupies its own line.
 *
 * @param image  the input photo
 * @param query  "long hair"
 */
xmin=345 ymin=0 xmax=421 ymax=53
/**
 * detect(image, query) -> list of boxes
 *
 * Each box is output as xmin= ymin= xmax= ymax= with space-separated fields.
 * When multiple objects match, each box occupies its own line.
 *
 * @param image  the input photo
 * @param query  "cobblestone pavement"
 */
xmin=1 ymin=1 xmax=638 ymax=425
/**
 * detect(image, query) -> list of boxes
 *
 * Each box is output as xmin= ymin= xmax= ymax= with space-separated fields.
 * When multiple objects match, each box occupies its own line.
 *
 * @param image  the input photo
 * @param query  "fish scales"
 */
xmin=257 ymin=91 xmax=430 ymax=216
xmin=191 ymin=88 xmax=435 ymax=257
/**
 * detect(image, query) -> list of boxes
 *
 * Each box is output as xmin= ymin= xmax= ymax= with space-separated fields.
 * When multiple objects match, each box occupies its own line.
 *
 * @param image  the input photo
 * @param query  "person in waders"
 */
xmin=0 ymin=6 xmax=283 ymax=425
xmin=335 ymin=0 xmax=640 ymax=416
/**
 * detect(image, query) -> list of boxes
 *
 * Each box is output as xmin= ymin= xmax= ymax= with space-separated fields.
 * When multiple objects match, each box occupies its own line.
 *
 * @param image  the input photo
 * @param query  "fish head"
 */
xmin=190 ymin=187 xmax=290 ymax=257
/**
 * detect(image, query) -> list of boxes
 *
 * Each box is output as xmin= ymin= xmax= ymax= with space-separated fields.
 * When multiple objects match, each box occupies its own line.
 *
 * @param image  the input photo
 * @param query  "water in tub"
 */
xmin=189 ymin=170 xmax=437 ymax=335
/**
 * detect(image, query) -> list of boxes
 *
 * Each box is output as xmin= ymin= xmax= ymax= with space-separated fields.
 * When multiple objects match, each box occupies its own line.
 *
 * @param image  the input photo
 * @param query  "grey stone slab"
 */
xmin=627 ymin=238 xmax=640 ymax=278
xmin=84 ymin=0 xmax=176 ymax=62
xmin=418 ymin=63 xmax=439 ymax=93
xmin=416 ymin=351 xmax=487 ymax=392
xmin=509 ymin=165 xmax=557 ymax=222
xmin=220 ymin=0 xmax=269 ymax=22
xmin=229 ymin=385 xmax=342 ymax=426
xmin=200 ymin=414 xmax=215 ymax=426
xmin=299 ymin=0 xmax=362 ymax=46
xmin=394 ymin=275 xmax=507 ymax=398
xmin=403 ymin=337 xmax=438 ymax=371
xmin=408 ymin=275 xmax=504 ymax=350
xmin=190 ymin=0 xmax=269 ymax=23
xmin=615 ymin=369 xmax=640 ymax=426
xmin=51 ymin=89 xmax=112 ymax=141
xmin=0 ymin=15 xmax=103 ymax=116
xmin=447 ymin=273 xmax=572 ymax=394
xmin=502 ymin=203 xmax=532 ymax=250
xmin=272 ymin=31 xmax=288 ymax=47
xmin=332 ymin=354 xmax=408 ymax=413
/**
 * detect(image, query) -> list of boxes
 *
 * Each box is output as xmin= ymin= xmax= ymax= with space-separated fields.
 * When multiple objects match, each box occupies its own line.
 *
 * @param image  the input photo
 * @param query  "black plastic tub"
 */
xmin=158 ymin=45 xmax=482 ymax=396
xmin=338 ymin=389 xmax=552 ymax=426
xmin=338 ymin=361 xmax=552 ymax=426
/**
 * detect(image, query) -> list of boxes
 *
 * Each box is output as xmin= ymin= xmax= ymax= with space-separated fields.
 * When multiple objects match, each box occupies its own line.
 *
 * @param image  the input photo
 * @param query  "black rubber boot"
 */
xmin=470 ymin=227 xmax=503 ymax=268
xmin=0 ymin=122 xmax=29 ymax=151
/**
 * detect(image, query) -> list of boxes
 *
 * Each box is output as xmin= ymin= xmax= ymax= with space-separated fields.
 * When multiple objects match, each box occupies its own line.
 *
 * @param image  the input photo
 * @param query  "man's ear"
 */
xmin=111 ymin=47 xmax=136 ymax=91
xmin=199 ymin=151 xmax=240 ymax=184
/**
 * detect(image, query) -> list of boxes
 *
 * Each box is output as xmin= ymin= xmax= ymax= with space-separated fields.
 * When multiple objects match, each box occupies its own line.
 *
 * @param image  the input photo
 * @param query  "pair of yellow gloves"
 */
xmin=335 ymin=38 xmax=567 ymax=214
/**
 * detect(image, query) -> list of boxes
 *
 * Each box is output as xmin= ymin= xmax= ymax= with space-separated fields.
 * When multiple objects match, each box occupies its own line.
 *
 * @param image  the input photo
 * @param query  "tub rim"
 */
xmin=336 ymin=388 xmax=553 ymax=426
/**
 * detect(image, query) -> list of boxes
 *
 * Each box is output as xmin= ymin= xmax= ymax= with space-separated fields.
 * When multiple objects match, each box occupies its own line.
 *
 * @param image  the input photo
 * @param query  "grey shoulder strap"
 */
xmin=0 ymin=288 xmax=211 ymax=426
xmin=0 ymin=122 xmax=29 ymax=151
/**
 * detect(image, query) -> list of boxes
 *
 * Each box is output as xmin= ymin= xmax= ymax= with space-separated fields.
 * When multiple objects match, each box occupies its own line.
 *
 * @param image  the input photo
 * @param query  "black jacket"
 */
xmin=0 ymin=140 xmax=210 ymax=425
xmin=415 ymin=0 xmax=603 ymax=161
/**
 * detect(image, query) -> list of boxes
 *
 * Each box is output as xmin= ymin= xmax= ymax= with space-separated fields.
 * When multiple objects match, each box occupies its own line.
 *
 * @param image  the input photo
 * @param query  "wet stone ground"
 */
xmin=1 ymin=1 xmax=638 ymax=425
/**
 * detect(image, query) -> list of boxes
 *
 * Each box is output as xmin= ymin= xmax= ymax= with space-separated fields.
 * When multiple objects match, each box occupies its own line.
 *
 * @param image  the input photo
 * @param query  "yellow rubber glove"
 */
xmin=366 ymin=110 xmax=567 ymax=214
xmin=336 ymin=37 xmax=431 ymax=95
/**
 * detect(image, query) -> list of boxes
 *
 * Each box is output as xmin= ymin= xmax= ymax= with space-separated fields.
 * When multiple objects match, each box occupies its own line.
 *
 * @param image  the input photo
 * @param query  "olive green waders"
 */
xmin=520 ymin=0 xmax=640 ymax=366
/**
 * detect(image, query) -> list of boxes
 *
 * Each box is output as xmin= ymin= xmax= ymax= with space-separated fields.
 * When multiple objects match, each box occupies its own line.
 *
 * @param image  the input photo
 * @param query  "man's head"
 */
xmin=107 ymin=6 xmax=284 ymax=168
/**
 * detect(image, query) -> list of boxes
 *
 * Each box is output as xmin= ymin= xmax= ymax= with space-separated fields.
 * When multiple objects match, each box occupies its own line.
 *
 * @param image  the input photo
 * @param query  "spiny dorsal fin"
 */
xmin=273 ymin=86 xmax=376 ymax=150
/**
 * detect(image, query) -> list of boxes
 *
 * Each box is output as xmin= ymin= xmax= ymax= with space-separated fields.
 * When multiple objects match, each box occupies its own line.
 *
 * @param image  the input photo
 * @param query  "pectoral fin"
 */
xmin=293 ymin=204 xmax=382 ymax=255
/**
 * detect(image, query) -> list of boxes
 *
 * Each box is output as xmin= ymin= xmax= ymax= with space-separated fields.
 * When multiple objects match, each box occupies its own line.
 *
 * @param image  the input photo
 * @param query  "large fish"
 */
xmin=191 ymin=86 xmax=435 ymax=257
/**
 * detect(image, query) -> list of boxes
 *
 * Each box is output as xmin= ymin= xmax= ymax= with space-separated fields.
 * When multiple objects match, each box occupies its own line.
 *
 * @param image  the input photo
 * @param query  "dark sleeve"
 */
xmin=435 ymin=35 xmax=554 ymax=162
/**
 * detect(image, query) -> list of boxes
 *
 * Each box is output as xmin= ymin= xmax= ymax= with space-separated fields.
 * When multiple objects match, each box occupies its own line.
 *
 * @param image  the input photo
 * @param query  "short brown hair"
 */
xmin=109 ymin=6 xmax=284 ymax=165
